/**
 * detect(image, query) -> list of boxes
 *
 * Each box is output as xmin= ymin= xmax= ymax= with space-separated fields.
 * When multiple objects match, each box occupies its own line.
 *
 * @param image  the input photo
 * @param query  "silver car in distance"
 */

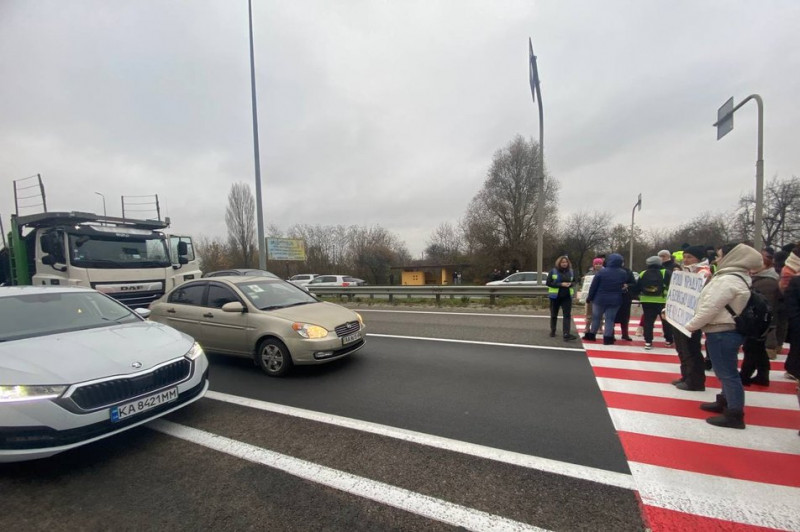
xmin=0 ymin=286 xmax=209 ymax=463
xmin=148 ymin=276 xmax=365 ymax=377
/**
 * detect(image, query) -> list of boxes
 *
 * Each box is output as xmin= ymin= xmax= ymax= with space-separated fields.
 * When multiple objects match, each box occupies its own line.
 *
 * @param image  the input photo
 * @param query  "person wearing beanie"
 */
xmin=779 ymin=245 xmax=800 ymax=293
xmin=686 ymin=242 xmax=764 ymax=429
xmin=670 ymin=246 xmax=712 ymax=391
xmin=583 ymin=253 xmax=627 ymax=345
xmin=637 ymin=256 xmax=671 ymax=350
xmin=658 ymin=250 xmax=676 ymax=271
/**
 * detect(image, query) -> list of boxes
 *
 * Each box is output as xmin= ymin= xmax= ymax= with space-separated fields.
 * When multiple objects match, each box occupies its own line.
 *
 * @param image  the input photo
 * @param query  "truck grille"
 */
xmin=112 ymin=290 xmax=165 ymax=309
xmin=334 ymin=321 xmax=360 ymax=337
xmin=69 ymin=359 xmax=192 ymax=411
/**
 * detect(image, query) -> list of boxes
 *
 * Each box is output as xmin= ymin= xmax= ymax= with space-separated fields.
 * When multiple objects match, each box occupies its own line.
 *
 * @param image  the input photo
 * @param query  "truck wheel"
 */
xmin=256 ymin=338 xmax=293 ymax=377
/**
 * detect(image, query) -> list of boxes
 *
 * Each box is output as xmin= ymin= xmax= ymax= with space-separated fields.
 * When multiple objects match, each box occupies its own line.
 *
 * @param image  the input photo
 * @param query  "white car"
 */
xmin=486 ymin=271 xmax=546 ymax=286
xmin=0 ymin=285 xmax=209 ymax=462
xmin=307 ymin=275 xmax=366 ymax=287
xmin=288 ymin=273 xmax=319 ymax=287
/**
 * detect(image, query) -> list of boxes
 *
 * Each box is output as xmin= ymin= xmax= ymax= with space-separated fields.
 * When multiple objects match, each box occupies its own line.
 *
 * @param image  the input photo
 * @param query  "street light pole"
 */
xmin=630 ymin=194 xmax=642 ymax=269
xmin=528 ymin=38 xmax=544 ymax=283
xmin=713 ymin=94 xmax=764 ymax=249
xmin=94 ymin=192 xmax=107 ymax=217
xmin=248 ymin=0 xmax=267 ymax=269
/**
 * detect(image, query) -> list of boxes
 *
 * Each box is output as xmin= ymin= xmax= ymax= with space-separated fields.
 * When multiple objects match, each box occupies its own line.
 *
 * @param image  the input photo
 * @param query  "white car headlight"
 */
xmin=0 ymin=385 xmax=67 ymax=403
xmin=292 ymin=323 xmax=329 ymax=339
xmin=185 ymin=342 xmax=205 ymax=360
xmin=355 ymin=312 xmax=364 ymax=327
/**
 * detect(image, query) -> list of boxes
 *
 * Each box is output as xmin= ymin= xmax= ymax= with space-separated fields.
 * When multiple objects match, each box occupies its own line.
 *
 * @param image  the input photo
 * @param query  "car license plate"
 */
xmin=341 ymin=332 xmax=361 ymax=345
xmin=110 ymin=387 xmax=178 ymax=422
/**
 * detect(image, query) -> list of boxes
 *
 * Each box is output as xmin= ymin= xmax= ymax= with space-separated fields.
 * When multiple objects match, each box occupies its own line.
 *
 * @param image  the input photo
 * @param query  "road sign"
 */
xmin=716 ymin=97 xmax=734 ymax=140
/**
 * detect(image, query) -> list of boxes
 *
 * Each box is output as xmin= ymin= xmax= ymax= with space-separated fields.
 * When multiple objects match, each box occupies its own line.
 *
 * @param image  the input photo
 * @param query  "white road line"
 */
xmin=204 ymin=391 xmax=635 ymax=490
xmin=150 ymin=420 xmax=548 ymax=532
xmin=589 ymin=357 xmax=790 ymax=382
xmin=607 ymin=408 xmax=800 ymax=455
xmin=631 ymin=461 xmax=800 ymax=530
xmin=595 ymin=377 xmax=799 ymax=410
xmin=367 ymin=333 xmax=585 ymax=352
xmin=356 ymin=309 xmax=548 ymax=318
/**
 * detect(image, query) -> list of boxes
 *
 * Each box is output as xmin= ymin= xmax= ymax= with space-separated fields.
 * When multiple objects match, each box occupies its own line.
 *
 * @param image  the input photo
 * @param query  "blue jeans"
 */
xmin=706 ymin=330 xmax=745 ymax=410
xmin=591 ymin=303 xmax=620 ymax=338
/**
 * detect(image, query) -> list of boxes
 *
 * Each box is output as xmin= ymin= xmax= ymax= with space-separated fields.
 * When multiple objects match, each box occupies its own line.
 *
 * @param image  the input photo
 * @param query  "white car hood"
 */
xmin=0 ymin=321 xmax=194 ymax=385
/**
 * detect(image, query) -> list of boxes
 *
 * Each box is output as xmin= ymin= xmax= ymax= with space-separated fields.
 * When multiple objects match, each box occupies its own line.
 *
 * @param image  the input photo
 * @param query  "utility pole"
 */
xmin=630 ymin=194 xmax=641 ymax=269
xmin=713 ymin=94 xmax=764 ymax=249
xmin=248 ymin=0 xmax=267 ymax=269
xmin=528 ymin=38 xmax=544 ymax=282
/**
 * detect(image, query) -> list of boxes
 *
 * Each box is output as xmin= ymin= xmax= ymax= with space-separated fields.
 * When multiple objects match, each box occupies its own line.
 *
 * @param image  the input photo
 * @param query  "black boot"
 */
xmin=706 ymin=408 xmax=745 ymax=429
xmin=704 ymin=356 xmax=712 ymax=371
xmin=550 ymin=317 xmax=557 ymax=337
xmin=603 ymin=336 xmax=615 ymax=345
xmin=700 ymin=394 xmax=727 ymax=413
xmin=563 ymin=332 xmax=577 ymax=341
xmin=582 ymin=332 xmax=596 ymax=341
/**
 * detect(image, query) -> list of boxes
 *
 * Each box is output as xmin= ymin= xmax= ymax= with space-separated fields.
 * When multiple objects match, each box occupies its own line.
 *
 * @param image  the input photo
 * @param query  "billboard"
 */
xmin=267 ymin=238 xmax=306 ymax=261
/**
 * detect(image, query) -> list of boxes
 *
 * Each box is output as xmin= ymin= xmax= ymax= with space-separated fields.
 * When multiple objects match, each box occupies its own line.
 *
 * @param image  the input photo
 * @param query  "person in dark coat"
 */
xmin=583 ymin=253 xmax=628 ymax=345
xmin=615 ymin=261 xmax=637 ymax=341
xmin=740 ymin=262 xmax=781 ymax=386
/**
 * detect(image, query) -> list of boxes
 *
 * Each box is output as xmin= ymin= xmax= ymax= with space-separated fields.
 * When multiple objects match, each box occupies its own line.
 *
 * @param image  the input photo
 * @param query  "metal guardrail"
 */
xmin=308 ymin=284 xmax=550 ymax=305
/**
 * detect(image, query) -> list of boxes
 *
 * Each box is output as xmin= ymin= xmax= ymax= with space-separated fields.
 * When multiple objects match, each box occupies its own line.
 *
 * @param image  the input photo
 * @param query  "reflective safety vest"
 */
xmin=547 ymin=270 xmax=575 ymax=299
xmin=637 ymin=268 xmax=668 ymax=304
xmin=672 ymin=250 xmax=684 ymax=263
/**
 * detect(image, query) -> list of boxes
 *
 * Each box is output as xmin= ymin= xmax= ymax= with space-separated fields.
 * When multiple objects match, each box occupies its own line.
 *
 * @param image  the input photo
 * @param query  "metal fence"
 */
xmin=307 ymin=284 xmax=550 ymax=306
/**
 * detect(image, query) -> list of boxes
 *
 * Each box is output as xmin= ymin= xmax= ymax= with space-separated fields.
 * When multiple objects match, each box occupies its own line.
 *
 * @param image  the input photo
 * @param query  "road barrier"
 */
xmin=307 ymin=285 xmax=550 ymax=306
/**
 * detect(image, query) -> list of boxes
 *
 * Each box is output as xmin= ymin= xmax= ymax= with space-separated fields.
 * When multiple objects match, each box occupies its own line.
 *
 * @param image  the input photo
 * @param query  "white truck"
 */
xmin=1 ymin=176 xmax=201 ymax=307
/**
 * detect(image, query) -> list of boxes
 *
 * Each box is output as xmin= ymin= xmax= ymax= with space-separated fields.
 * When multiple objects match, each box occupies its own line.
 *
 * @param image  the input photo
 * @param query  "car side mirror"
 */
xmin=221 ymin=301 xmax=246 ymax=313
xmin=135 ymin=308 xmax=151 ymax=319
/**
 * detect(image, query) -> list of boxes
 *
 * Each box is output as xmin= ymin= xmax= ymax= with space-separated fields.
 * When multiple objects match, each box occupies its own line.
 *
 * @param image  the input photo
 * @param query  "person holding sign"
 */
xmin=685 ymin=242 xmax=763 ymax=430
xmin=670 ymin=245 xmax=711 ymax=391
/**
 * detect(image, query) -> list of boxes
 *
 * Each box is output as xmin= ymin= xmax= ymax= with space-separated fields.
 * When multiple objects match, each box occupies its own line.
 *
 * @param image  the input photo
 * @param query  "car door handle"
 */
xmin=167 ymin=308 xmax=176 ymax=314
xmin=203 ymin=313 xmax=214 ymax=318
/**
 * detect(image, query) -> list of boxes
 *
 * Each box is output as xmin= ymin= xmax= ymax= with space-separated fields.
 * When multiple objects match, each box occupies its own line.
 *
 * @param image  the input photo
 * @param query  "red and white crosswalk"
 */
xmin=574 ymin=316 xmax=800 ymax=531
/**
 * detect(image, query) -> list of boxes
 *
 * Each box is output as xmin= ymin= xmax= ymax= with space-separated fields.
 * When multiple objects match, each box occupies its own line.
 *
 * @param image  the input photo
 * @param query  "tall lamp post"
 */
xmin=248 ymin=0 xmax=267 ymax=269
xmin=94 ymin=192 xmax=107 ymax=217
xmin=630 ymin=194 xmax=641 ymax=269
xmin=528 ymin=38 xmax=544 ymax=283
xmin=713 ymin=94 xmax=764 ymax=249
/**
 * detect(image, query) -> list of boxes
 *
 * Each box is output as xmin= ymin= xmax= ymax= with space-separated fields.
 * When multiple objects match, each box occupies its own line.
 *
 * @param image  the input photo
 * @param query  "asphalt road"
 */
xmin=0 ymin=308 xmax=646 ymax=531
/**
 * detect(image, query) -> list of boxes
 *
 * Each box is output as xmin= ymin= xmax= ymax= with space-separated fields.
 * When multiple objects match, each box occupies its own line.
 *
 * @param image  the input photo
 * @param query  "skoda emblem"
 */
xmin=131 ymin=361 xmax=143 ymax=369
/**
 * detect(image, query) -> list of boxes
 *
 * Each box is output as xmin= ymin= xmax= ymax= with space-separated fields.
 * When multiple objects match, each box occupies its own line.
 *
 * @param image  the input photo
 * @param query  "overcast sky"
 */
xmin=2 ymin=1 xmax=799 ymax=257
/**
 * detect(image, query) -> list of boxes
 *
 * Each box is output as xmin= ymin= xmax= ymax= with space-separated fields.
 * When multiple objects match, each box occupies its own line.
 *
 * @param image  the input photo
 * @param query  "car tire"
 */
xmin=256 ymin=338 xmax=293 ymax=377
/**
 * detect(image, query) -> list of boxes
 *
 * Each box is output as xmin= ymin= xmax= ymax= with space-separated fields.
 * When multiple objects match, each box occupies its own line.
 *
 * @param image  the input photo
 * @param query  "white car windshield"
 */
xmin=0 ymin=292 xmax=140 ymax=342
xmin=236 ymin=280 xmax=318 ymax=311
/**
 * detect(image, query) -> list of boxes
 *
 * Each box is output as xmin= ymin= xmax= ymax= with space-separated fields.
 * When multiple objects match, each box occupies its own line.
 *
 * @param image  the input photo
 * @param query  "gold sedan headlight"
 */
xmin=355 ymin=312 xmax=364 ymax=327
xmin=292 ymin=323 xmax=329 ymax=339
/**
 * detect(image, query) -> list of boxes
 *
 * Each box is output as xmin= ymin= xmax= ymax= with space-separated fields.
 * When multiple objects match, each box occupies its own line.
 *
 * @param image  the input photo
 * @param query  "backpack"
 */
xmin=638 ymin=268 xmax=665 ymax=297
xmin=725 ymin=274 xmax=773 ymax=340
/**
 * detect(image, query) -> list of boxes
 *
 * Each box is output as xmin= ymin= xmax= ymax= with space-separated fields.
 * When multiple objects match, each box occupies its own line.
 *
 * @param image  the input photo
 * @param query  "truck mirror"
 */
xmin=42 ymin=255 xmax=55 ymax=266
xmin=177 ymin=241 xmax=188 ymax=256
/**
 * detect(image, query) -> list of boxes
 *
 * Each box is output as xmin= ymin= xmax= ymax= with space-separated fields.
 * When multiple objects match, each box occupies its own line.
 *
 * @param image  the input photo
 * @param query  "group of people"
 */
xmin=545 ymin=242 xmax=800 ymax=431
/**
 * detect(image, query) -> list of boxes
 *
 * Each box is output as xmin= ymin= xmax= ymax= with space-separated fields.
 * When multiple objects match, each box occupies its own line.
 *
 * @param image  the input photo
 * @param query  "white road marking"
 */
xmin=204 ymin=390 xmax=635 ymax=490
xmin=595 ymin=377 xmax=799 ymax=410
xmin=150 ymin=420 xmax=548 ymax=532
xmin=589 ymin=357 xmax=789 ymax=381
xmin=367 ymin=333 xmax=585 ymax=352
xmin=356 ymin=309 xmax=548 ymax=319
xmin=607 ymin=408 xmax=800 ymax=455
xmin=630 ymin=461 xmax=800 ymax=530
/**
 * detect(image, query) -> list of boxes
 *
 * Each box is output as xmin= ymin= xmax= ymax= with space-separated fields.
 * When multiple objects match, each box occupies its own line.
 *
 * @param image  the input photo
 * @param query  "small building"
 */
xmin=389 ymin=263 xmax=470 ymax=285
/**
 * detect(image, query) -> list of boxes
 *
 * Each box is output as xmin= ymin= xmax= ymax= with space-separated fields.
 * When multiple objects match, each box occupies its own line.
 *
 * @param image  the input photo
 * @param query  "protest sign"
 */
xmin=664 ymin=270 xmax=708 ymax=336
xmin=577 ymin=275 xmax=594 ymax=304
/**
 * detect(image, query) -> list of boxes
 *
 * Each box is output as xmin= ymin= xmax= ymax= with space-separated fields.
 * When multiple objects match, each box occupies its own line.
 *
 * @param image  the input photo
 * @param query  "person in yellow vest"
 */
xmin=638 ymin=256 xmax=672 ymax=350
xmin=546 ymin=255 xmax=577 ymax=341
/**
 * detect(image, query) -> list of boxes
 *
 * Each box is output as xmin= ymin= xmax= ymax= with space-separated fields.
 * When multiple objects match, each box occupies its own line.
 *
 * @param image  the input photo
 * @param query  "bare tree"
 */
xmin=558 ymin=211 xmax=612 ymax=277
xmin=424 ymin=222 xmax=463 ymax=263
xmin=734 ymin=175 xmax=800 ymax=248
xmin=462 ymin=135 xmax=559 ymax=272
xmin=225 ymin=183 xmax=257 ymax=267
xmin=194 ymin=235 xmax=231 ymax=273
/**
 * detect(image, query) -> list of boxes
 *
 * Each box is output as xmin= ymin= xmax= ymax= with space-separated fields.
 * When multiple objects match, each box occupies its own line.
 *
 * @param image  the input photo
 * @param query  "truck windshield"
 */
xmin=68 ymin=233 xmax=172 ymax=269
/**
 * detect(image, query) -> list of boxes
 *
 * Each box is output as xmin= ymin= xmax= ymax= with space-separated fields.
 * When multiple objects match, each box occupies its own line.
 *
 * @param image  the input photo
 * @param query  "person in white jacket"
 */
xmin=685 ymin=242 xmax=764 ymax=429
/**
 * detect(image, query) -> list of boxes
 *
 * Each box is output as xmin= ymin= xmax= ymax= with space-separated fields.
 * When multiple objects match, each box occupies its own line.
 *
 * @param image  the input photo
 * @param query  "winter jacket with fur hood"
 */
xmin=685 ymin=243 xmax=764 ymax=334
